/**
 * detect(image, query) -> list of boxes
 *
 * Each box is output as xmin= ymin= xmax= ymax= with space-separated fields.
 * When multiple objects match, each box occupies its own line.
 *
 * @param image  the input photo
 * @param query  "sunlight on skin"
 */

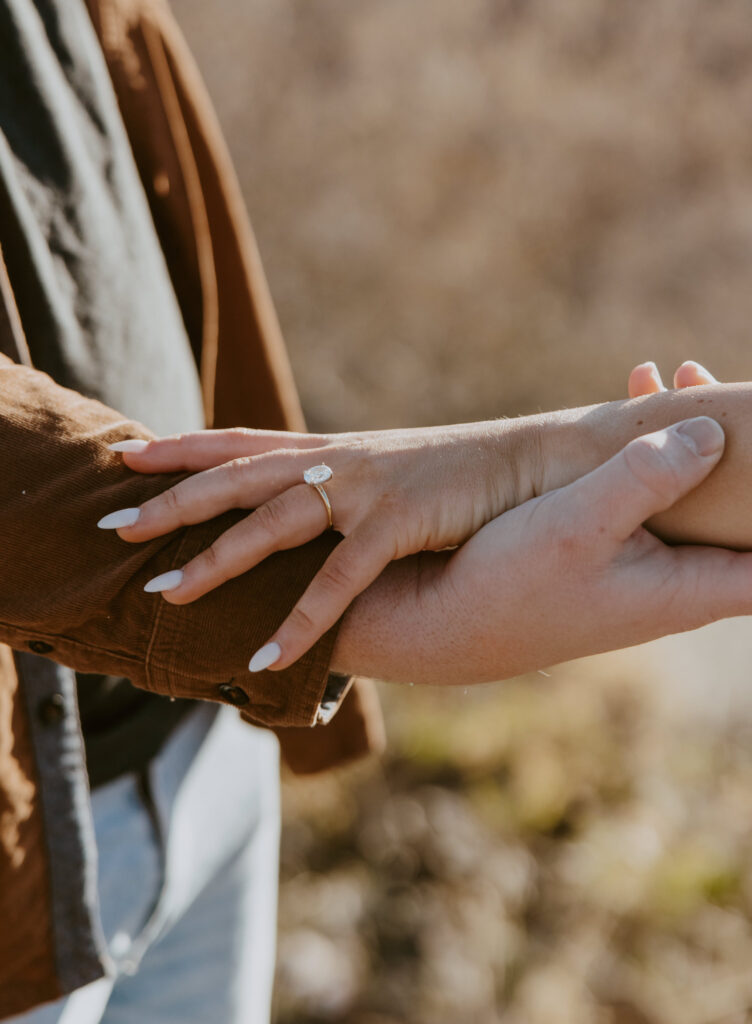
xmin=104 ymin=359 xmax=737 ymax=678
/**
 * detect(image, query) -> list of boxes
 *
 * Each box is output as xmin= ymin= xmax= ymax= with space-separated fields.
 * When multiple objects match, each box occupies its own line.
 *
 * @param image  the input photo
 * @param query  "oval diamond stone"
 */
xmin=304 ymin=464 xmax=332 ymax=485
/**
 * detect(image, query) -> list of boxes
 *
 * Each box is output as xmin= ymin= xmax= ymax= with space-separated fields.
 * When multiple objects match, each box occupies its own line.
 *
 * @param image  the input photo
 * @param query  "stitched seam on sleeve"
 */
xmin=0 ymin=599 xmax=337 ymax=689
xmin=0 ymin=622 xmax=247 ymax=686
xmin=144 ymin=529 xmax=194 ymax=699
xmin=0 ymin=624 xmax=144 ymax=665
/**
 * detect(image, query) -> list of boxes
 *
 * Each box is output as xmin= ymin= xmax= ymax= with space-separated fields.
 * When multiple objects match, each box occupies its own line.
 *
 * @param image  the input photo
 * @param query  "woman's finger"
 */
xmin=248 ymin=521 xmax=399 ymax=672
xmin=628 ymin=361 xmax=666 ymax=399
xmin=144 ymin=484 xmax=330 ymax=603
xmin=673 ymin=360 xmax=718 ymax=389
xmin=109 ymin=427 xmax=326 ymax=473
xmin=99 ymin=449 xmax=329 ymax=542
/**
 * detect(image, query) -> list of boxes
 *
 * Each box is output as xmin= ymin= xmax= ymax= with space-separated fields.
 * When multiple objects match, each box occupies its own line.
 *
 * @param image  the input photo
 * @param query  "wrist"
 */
xmin=460 ymin=415 xmax=550 ymax=511
xmin=534 ymin=403 xmax=608 ymax=496
xmin=330 ymin=551 xmax=452 ymax=682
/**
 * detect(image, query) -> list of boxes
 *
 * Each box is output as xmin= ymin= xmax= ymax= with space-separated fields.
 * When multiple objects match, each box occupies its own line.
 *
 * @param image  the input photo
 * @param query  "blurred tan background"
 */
xmin=172 ymin=2 xmax=752 ymax=1022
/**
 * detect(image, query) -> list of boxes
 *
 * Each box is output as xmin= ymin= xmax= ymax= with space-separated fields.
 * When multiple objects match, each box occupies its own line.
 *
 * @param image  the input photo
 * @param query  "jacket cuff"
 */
xmin=273 ymin=677 xmax=386 ymax=774
xmin=313 ymin=672 xmax=352 ymax=725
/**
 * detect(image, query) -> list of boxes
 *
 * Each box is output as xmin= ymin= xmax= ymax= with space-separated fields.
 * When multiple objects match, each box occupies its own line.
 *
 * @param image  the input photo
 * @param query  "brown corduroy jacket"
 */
xmin=0 ymin=0 xmax=384 ymax=1016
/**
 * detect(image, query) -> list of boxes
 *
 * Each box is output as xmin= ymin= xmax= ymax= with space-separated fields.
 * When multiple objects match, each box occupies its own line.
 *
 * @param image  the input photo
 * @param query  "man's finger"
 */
xmin=562 ymin=416 xmax=725 ymax=544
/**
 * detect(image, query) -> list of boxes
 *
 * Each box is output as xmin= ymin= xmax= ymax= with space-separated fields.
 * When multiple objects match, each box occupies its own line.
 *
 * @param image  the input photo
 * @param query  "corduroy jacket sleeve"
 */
xmin=0 ymin=352 xmax=342 ymax=728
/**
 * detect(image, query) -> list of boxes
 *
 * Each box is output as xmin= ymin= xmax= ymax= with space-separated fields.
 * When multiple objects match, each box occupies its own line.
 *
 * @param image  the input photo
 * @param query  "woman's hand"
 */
xmin=100 ymin=420 xmax=546 ymax=670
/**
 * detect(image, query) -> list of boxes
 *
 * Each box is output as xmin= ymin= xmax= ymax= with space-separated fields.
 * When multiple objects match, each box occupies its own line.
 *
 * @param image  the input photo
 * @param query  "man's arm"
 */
xmin=0 ymin=353 xmax=340 ymax=728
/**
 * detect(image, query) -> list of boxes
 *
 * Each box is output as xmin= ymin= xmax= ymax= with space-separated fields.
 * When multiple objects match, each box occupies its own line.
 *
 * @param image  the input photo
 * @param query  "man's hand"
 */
xmin=332 ymin=416 xmax=752 ymax=685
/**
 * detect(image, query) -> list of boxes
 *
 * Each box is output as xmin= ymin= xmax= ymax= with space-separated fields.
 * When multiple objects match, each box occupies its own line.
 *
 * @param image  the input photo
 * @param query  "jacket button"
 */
xmin=218 ymin=683 xmax=250 ymax=707
xmin=28 ymin=638 xmax=53 ymax=655
xmin=37 ymin=693 xmax=65 ymax=725
xmin=29 ymin=640 xmax=54 ymax=654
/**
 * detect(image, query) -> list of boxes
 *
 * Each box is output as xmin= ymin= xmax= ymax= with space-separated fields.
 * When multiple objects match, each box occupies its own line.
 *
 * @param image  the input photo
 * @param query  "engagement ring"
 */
xmin=303 ymin=464 xmax=334 ymax=529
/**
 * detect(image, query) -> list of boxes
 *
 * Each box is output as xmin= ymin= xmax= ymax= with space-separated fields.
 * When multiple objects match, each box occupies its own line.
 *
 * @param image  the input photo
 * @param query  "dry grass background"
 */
xmin=170 ymin=2 xmax=752 ymax=1021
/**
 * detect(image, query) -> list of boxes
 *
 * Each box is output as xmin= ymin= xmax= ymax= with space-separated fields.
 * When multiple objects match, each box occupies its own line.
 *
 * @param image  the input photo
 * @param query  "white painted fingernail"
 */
xmin=97 ymin=508 xmax=141 ymax=529
xmin=144 ymin=569 xmax=184 ymax=593
xmin=108 ymin=440 xmax=150 ymax=453
xmin=249 ymin=642 xmax=282 ymax=673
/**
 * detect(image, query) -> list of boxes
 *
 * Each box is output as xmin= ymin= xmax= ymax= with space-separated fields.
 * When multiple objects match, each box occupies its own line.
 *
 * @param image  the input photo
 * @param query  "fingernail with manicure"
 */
xmin=108 ymin=440 xmax=150 ymax=453
xmin=675 ymin=416 xmax=724 ymax=457
xmin=144 ymin=570 xmax=184 ymax=593
xmin=97 ymin=508 xmax=141 ymax=529
xmin=249 ymin=642 xmax=282 ymax=673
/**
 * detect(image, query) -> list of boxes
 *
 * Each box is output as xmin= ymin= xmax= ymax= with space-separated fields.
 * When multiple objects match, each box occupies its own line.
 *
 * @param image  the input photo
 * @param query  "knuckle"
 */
xmin=623 ymin=436 xmax=679 ymax=502
xmin=377 ymin=489 xmax=406 ymax=522
xmin=225 ymin=456 xmax=254 ymax=482
xmin=196 ymin=542 xmax=223 ymax=575
xmin=286 ymin=603 xmax=318 ymax=635
xmin=161 ymin=485 xmax=184 ymax=516
xmin=317 ymin=558 xmax=354 ymax=595
xmin=252 ymin=497 xmax=287 ymax=537
xmin=218 ymin=457 xmax=256 ymax=503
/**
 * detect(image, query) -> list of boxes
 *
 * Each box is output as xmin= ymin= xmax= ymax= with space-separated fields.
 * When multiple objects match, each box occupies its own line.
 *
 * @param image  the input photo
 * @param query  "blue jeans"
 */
xmin=10 ymin=704 xmax=281 ymax=1024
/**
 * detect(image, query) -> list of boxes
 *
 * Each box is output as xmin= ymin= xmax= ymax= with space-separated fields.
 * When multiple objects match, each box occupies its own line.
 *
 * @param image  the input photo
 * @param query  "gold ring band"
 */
xmin=303 ymin=464 xmax=334 ymax=530
xmin=311 ymin=483 xmax=333 ymax=529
